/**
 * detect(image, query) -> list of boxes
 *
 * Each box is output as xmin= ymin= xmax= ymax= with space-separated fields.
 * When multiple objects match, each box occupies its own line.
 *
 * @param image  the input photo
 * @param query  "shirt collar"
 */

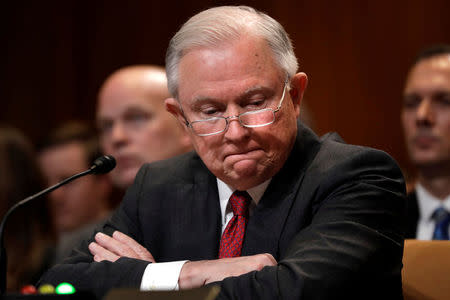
xmin=217 ymin=178 xmax=271 ymax=223
xmin=416 ymin=183 xmax=450 ymax=221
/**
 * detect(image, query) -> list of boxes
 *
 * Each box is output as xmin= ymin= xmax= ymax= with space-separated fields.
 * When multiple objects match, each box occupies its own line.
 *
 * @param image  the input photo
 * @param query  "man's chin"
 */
xmin=413 ymin=155 xmax=450 ymax=170
xmin=223 ymin=161 xmax=269 ymax=189
xmin=113 ymin=168 xmax=139 ymax=189
xmin=232 ymin=159 xmax=260 ymax=177
xmin=411 ymin=150 xmax=444 ymax=165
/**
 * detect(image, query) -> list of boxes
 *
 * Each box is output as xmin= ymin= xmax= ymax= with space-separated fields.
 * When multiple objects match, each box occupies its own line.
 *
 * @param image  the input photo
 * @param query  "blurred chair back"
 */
xmin=402 ymin=239 xmax=450 ymax=300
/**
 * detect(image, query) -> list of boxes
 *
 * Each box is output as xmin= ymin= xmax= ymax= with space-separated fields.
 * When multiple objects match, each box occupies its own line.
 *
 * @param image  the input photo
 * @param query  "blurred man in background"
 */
xmin=402 ymin=45 xmax=450 ymax=239
xmin=38 ymin=121 xmax=113 ymax=262
xmin=96 ymin=65 xmax=192 ymax=189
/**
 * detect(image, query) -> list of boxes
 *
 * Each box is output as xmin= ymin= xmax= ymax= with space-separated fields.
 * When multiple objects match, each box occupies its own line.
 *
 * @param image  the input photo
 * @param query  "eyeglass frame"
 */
xmin=179 ymin=79 xmax=290 ymax=137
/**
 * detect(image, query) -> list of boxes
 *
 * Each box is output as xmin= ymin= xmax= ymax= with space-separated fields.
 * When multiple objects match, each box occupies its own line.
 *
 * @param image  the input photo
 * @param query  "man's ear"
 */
xmin=165 ymin=98 xmax=188 ymax=129
xmin=166 ymin=98 xmax=194 ymax=152
xmin=289 ymin=72 xmax=308 ymax=117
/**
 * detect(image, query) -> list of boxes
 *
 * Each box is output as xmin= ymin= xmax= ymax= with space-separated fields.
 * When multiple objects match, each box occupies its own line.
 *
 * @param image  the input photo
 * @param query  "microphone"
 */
xmin=0 ymin=155 xmax=116 ymax=294
xmin=90 ymin=155 xmax=116 ymax=174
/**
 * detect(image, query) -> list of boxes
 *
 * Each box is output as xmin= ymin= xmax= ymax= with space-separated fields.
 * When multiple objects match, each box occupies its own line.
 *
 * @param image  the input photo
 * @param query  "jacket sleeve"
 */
xmin=37 ymin=167 xmax=151 ymax=299
xmin=217 ymin=148 xmax=406 ymax=300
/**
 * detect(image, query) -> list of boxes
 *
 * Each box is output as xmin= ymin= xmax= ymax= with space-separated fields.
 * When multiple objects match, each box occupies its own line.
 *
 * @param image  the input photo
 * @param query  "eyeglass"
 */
xmin=182 ymin=80 xmax=289 ymax=136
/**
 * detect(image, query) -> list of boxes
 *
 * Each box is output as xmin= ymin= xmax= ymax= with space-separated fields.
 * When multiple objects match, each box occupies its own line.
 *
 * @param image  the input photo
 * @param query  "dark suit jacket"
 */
xmin=405 ymin=191 xmax=419 ymax=239
xmin=40 ymin=123 xmax=406 ymax=299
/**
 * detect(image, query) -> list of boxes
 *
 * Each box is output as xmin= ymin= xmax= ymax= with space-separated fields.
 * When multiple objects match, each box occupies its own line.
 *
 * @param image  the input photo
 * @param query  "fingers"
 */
xmin=88 ymin=231 xmax=155 ymax=263
xmin=112 ymin=231 xmax=155 ymax=262
xmin=95 ymin=232 xmax=137 ymax=258
xmin=89 ymin=242 xmax=120 ymax=262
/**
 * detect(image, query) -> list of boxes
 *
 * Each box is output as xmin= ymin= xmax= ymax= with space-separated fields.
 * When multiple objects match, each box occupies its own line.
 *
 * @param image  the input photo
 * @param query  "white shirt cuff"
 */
xmin=140 ymin=260 xmax=188 ymax=291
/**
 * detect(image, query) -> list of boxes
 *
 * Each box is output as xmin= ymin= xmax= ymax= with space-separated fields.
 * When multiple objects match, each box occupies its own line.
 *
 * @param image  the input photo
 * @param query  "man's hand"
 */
xmin=178 ymin=253 xmax=277 ymax=290
xmin=88 ymin=231 xmax=155 ymax=263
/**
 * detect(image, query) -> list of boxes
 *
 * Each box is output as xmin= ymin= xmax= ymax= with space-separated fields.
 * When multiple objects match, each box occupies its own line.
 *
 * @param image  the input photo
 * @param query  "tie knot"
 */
xmin=432 ymin=207 xmax=450 ymax=224
xmin=229 ymin=191 xmax=251 ymax=216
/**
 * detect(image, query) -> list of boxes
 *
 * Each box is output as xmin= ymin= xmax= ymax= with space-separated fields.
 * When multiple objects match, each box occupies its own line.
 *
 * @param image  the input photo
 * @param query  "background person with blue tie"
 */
xmin=402 ymin=45 xmax=450 ymax=240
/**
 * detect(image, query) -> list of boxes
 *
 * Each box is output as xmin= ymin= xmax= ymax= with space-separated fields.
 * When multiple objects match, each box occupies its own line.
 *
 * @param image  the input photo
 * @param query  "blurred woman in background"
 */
xmin=0 ymin=127 xmax=54 ymax=291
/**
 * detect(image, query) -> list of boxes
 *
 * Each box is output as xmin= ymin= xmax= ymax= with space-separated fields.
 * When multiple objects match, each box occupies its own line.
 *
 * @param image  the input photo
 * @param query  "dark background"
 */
xmin=1 ymin=0 xmax=449 ymax=178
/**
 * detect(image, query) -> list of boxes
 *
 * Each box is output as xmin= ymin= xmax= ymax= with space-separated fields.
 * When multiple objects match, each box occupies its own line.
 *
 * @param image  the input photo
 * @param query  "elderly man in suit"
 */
xmin=40 ymin=6 xmax=406 ymax=299
xmin=402 ymin=45 xmax=450 ymax=240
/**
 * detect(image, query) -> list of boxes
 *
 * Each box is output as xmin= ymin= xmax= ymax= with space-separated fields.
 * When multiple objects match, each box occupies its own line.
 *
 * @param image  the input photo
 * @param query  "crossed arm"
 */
xmin=89 ymin=231 xmax=276 ymax=289
xmin=40 ymin=147 xmax=406 ymax=299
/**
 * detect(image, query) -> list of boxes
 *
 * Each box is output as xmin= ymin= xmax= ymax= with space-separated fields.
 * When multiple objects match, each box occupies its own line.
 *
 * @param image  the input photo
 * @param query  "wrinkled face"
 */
xmin=172 ymin=36 xmax=303 ymax=190
xmin=39 ymin=143 xmax=104 ymax=233
xmin=97 ymin=73 xmax=188 ymax=188
xmin=402 ymin=54 xmax=450 ymax=170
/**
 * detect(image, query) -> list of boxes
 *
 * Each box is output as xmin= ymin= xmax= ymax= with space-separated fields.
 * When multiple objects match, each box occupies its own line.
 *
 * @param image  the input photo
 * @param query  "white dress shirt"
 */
xmin=140 ymin=178 xmax=271 ymax=291
xmin=415 ymin=184 xmax=450 ymax=240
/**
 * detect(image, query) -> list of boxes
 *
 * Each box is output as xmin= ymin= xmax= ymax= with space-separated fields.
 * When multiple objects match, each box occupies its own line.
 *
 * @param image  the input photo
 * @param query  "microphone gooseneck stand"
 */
xmin=0 ymin=155 xmax=116 ymax=294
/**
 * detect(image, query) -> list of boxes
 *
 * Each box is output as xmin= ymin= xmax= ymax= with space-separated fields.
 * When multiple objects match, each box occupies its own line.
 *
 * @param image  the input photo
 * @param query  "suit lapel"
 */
xmin=242 ymin=122 xmax=322 ymax=259
xmin=191 ymin=156 xmax=222 ymax=259
xmin=405 ymin=191 xmax=419 ymax=239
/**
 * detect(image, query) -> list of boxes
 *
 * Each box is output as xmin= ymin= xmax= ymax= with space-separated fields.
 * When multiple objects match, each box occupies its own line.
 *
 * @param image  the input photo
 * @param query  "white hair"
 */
xmin=165 ymin=6 xmax=298 ymax=98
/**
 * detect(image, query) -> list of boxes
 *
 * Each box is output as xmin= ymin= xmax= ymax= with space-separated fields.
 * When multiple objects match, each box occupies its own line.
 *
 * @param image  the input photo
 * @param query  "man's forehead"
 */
xmin=177 ymin=44 xmax=284 ymax=103
xmin=101 ymin=82 xmax=168 ymax=102
xmin=97 ymin=102 xmax=159 ymax=122
xmin=426 ymin=54 xmax=450 ymax=68
xmin=189 ymin=85 xmax=277 ymax=104
xmin=411 ymin=54 xmax=450 ymax=76
xmin=405 ymin=56 xmax=450 ymax=92
xmin=179 ymin=37 xmax=280 ymax=74
xmin=98 ymin=85 xmax=168 ymax=116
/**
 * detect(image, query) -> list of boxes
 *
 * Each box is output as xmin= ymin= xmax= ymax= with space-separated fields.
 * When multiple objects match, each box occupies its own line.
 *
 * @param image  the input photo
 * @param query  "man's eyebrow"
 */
xmin=122 ymin=106 xmax=150 ymax=113
xmin=191 ymin=95 xmax=219 ymax=104
xmin=96 ymin=115 xmax=111 ymax=124
xmin=191 ymin=85 xmax=274 ymax=103
xmin=97 ymin=105 xmax=150 ymax=123
xmin=403 ymin=92 xmax=416 ymax=98
xmin=242 ymin=86 xmax=273 ymax=97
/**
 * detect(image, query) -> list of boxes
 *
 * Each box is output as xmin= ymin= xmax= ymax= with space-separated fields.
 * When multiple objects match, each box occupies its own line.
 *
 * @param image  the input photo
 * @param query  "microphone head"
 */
xmin=90 ymin=155 xmax=116 ymax=174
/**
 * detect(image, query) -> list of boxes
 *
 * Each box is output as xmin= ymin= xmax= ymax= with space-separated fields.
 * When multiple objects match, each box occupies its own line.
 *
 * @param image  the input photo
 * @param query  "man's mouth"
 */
xmin=413 ymin=135 xmax=439 ymax=148
xmin=224 ymin=149 xmax=262 ymax=160
xmin=115 ymin=155 xmax=140 ymax=169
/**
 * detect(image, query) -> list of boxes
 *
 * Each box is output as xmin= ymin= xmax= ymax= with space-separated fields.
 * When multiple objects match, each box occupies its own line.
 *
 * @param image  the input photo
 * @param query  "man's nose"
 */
xmin=416 ymin=98 xmax=435 ymax=125
xmin=110 ymin=123 xmax=128 ymax=145
xmin=224 ymin=116 xmax=250 ymax=141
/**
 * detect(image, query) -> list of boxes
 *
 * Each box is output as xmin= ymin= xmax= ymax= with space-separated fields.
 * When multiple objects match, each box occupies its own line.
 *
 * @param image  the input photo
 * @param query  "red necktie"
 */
xmin=219 ymin=191 xmax=251 ymax=258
